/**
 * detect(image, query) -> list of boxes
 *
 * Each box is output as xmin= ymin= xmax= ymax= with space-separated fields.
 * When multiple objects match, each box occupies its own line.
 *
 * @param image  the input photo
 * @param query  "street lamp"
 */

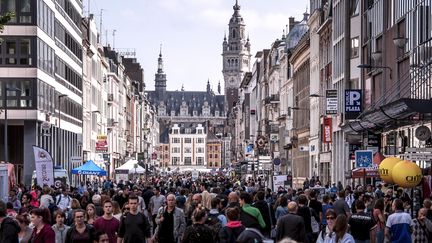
xmin=57 ymin=94 xmax=68 ymax=166
xmin=4 ymin=86 xmax=21 ymax=163
xmin=309 ymin=94 xmax=324 ymax=98
xmin=357 ymin=64 xmax=393 ymax=79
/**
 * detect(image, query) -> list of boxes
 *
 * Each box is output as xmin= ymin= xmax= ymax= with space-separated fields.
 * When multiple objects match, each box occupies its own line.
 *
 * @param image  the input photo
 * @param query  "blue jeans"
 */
xmin=376 ymin=228 xmax=384 ymax=243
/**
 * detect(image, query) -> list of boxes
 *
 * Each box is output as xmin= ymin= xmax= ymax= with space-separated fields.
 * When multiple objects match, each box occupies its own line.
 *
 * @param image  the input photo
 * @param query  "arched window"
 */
xmin=232 ymin=29 xmax=236 ymax=38
xmin=227 ymin=59 xmax=231 ymax=66
xmin=235 ymin=59 xmax=238 ymax=66
xmin=209 ymin=162 xmax=213 ymax=167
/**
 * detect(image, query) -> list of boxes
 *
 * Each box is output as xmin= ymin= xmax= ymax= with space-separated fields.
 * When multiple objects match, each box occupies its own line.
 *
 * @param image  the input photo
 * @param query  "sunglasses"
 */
xmin=326 ymin=217 xmax=335 ymax=220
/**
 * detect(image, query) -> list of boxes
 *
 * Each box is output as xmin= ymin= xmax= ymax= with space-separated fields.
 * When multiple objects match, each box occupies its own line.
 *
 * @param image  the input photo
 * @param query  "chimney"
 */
xmin=289 ymin=17 xmax=296 ymax=31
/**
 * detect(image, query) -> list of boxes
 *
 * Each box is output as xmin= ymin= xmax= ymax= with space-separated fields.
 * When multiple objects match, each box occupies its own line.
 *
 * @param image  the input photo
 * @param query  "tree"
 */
xmin=0 ymin=12 xmax=14 ymax=32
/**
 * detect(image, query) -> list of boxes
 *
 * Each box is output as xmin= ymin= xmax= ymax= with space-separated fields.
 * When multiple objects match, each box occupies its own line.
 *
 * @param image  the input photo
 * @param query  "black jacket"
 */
xmin=252 ymin=200 xmax=272 ymax=234
xmin=276 ymin=213 xmax=307 ymax=243
xmin=65 ymin=224 xmax=95 ymax=243
xmin=0 ymin=217 xmax=20 ymax=243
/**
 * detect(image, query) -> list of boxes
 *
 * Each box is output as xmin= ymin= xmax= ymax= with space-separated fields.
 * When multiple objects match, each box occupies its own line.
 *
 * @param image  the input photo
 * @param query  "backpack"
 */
xmin=309 ymin=208 xmax=320 ymax=233
xmin=206 ymin=213 xmax=222 ymax=242
xmin=237 ymin=227 xmax=265 ymax=243
xmin=56 ymin=194 xmax=71 ymax=206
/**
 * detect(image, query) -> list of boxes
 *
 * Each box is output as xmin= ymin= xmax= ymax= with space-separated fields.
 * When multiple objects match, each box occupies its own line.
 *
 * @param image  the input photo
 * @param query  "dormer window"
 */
xmin=171 ymin=110 xmax=175 ymax=116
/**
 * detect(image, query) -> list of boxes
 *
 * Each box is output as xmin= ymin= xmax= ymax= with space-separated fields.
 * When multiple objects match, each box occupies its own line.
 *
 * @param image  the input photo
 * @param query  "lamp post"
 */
xmin=3 ymin=86 xmax=21 ymax=163
xmin=357 ymin=64 xmax=393 ymax=79
xmin=57 ymin=94 xmax=68 ymax=166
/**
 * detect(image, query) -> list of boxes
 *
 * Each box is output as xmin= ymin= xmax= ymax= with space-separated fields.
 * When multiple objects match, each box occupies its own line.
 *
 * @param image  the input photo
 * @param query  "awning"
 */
xmin=71 ymin=160 xmax=107 ymax=176
xmin=342 ymin=98 xmax=432 ymax=133
xmin=373 ymin=152 xmax=386 ymax=165
xmin=352 ymin=167 xmax=379 ymax=178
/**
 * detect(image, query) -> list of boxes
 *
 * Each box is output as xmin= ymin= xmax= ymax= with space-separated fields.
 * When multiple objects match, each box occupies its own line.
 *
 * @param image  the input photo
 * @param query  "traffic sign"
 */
xmin=273 ymin=158 xmax=281 ymax=165
xmin=406 ymin=147 xmax=432 ymax=153
xmin=355 ymin=150 xmax=373 ymax=168
xmin=405 ymin=153 xmax=432 ymax=161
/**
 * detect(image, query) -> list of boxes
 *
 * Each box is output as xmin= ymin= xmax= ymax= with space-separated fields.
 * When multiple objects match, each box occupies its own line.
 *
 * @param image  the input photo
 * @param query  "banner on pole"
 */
xmin=33 ymin=146 xmax=54 ymax=187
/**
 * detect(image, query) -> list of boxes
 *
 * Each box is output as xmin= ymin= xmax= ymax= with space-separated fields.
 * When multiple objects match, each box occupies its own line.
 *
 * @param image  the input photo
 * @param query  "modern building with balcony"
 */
xmin=0 ymin=0 xmax=84 ymax=184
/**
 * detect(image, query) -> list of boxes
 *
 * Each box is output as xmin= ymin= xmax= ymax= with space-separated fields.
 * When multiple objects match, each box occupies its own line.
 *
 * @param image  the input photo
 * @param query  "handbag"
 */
xmin=270 ymin=226 xmax=277 ymax=239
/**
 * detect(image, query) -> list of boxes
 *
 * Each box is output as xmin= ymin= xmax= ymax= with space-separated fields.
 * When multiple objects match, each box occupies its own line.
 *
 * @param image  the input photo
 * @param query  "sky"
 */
xmin=88 ymin=0 xmax=309 ymax=93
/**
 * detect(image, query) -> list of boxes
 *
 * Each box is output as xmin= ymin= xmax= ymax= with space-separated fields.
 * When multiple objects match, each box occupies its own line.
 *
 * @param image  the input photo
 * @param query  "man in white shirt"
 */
xmin=56 ymin=187 xmax=71 ymax=211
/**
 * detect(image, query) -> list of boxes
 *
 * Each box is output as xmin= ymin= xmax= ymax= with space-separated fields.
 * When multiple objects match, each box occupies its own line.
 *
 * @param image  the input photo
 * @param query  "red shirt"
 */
xmin=30 ymin=224 xmax=55 ymax=243
xmin=93 ymin=216 xmax=120 ymax=243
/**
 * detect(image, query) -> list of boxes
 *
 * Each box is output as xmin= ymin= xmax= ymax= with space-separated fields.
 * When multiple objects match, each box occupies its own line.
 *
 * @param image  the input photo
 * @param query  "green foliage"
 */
xmin=0 ymin=12 xmax=15 ymax=33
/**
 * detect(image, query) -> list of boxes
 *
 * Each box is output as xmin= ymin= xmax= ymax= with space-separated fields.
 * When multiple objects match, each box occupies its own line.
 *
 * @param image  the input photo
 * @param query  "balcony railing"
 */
xmin=264 ymin=94 xmax=280 ymax=104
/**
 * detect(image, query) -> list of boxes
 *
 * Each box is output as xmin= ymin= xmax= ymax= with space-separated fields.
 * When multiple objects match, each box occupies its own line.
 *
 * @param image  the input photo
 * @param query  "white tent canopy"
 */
xmin=115 ymin=159 xmax=145 ymax=174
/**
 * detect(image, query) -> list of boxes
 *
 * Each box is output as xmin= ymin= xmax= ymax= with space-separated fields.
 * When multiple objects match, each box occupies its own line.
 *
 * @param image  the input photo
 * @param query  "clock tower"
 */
xmin=222 ymin=0 xmax=251 ymax=114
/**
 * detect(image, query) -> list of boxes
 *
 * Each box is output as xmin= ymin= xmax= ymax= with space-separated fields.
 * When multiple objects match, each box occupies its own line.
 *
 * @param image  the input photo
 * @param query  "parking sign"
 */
xmin=345 ymin=90 xmax=362 ymax=119
xmin=355 ymin=150 xmax=373 ymax=168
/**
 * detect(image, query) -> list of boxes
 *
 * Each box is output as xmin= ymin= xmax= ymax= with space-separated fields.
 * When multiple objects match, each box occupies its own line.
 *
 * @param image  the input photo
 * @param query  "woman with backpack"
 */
xmin=182 ymin=205 xmax=214 ymax=243
xmin=316 ymin=209 xmax=336 ymax=243
xmin=219 ymin=207 xmax=245 ymax=243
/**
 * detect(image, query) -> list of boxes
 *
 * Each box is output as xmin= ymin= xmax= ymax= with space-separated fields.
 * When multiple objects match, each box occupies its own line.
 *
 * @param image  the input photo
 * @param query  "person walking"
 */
xmin=239 ymin=192 xmax=266 ymax=231
xmin=16 ymin=214 xmax=32 ymax=243
xmin=411 ymin=208 xmax=432 ymax=243
xmin=149 ymin=187 xmax=166 ymax=233
xmin=219 ymin=207 xmax=245 ymax=243
xmin=252 ymin=191 xmax=272 ymax=237
xmin=348 ymin=200 xmax=375 ymax=243
xmin=117 ymin=196 xmax=152 ymax=243
xmin=275 ymin=196 xmax=289 ymax=221
xmin=182 ymin=206 xmax=214 ymax=243
xmin=65 ymin=209 xmax=95 ymax=243
xmin=323 ymin=214 xmax=355 ymax=243
xmin=52 ymin=210 xmax=70 ymax=243
xmin=385 ymin=198 xmax=412 ymax=243
xmin=154 ymin=194 xmax=186 ymax=243
xmin=275 ymin=201 xmax=306 ymax=243
xmin=372 ymin=198 xmax=385 ymax=243
xmin=29 ymin=208 xmax=55 ymax=243
xmin=0 ymin=200 xmax=20 ymax=243
xmin=93 ymin=200 xmax=120 ymax=243
xmin=333 ymin=190 xmax=351 ymax=218
xmin=316 ymin=209 xmax=336 ymax=243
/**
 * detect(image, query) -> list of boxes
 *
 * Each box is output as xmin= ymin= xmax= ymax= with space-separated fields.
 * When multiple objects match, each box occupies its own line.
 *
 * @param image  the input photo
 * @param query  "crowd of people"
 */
xmin=0 ymin=175 xmax=431 ymax=243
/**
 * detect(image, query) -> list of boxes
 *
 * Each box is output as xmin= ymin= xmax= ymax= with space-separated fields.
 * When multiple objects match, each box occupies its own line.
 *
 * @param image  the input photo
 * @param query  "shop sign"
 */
xmin=322 ymin=117 xmax=332 ymax=143
xmin=96 ymin=134 xmax=108 ymax=152
xmin=326 ymin=90 xmax=338 ymax=114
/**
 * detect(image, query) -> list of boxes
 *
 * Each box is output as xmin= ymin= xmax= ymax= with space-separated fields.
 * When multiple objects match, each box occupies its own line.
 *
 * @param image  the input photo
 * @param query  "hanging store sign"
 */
xmin=345 ymin=90 xmax=362 ymax=119
xmin=322 ymin=117 xmax=332 ymax=143
xmin=326 ymin=90 xmax=338 ymax=115
xmin=96 ymin=134 xmax=108 ymax=152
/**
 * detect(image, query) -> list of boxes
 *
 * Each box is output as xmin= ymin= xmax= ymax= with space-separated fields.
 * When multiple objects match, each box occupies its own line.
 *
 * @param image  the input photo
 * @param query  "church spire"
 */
xmin=158 ymin=43 xmax=164 ymax=73
xmin=207 ymin=79 xmax=211 ymax=93
xmin=233 ymin=0 xmax=240 ymax=11
xmin=218 ymin=81 xmax=221 ymax=94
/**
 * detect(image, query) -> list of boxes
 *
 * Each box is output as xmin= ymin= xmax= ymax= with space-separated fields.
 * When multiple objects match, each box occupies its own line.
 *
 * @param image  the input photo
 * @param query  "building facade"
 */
xmin=168 ymin=123 xmax=207 ymax=169
xmin=0 ymin=0 xmax=84 ymax=184
xmin=146 ymin=51 xmax=226 ymax=169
